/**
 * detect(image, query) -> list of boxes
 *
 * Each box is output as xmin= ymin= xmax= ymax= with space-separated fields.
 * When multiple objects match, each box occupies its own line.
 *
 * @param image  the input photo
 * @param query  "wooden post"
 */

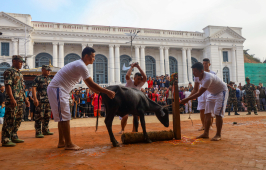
xmin=173 ymin=80 xmax=181 ymax=140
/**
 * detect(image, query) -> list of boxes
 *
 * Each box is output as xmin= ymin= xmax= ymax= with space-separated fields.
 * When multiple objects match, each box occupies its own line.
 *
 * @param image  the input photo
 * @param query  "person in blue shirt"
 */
xmin=0 ymin=102 xmax=5 ymax=124
xmin=79 ymin=88 xmax=87 ymax=118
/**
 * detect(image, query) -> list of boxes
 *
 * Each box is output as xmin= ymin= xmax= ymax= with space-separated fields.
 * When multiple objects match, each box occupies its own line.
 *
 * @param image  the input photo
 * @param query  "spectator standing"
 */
xmin=179 ymin=86 xmax=185 ymax=100
xmin=227 ymin=81 xmax=240 ymax=115
xmin=147 ymin=77 xmax=153 ymax=89
xmin=184 ymin=88 xmax=192 ymax=113
xmin=255 ymin=86 xmax=260 ymax=110
xmin=0 ymin=85 xmax=5 ymax=104
xmin=0 ymin=102 xmax=5 ymax=124
xmin=258 ymin=86 xmax=266 ymax=111
xmin=79 ymin=88 xmax=87 ymax=118
xmin=165 ymin=76 xmax=170 ymax=88
xmin=73 ymin=90 xmax=80 ymax=118
xmin=165 ymin=86 xmax=173 ymax=112
xmin=188 ymin=82 xmax=193 ymax=92
xmin=160 ymin=75 xmax=165 ymax=88
xmin=92 ymin=93 xmax=102 ymax=117
xmin=259 ymin=83 xmax=266 ymax=90
xmin=86 ymin=88 xmax=93 ymax=117
xmin=153 ymin=76 xmax=160 ymax=89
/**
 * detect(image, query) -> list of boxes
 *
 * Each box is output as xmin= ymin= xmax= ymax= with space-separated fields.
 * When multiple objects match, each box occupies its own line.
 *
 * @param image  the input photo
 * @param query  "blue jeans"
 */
xmin=259 ymin=98 xmax=266 ymax=110
xmin=73 ymin=103 xmax=80 ymax=117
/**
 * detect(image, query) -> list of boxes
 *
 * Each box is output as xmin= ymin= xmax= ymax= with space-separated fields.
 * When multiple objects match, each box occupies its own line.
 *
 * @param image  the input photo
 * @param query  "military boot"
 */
xmin=246 ymin=112 xmax=251 ymax=115
xmin=2 ymin=141 xmax=16 ymax=147
xmin=254 ymin=112 xmax=258 ymax=115
xmin=36 ymin=132 xmax=44 ymax=138
xmin=235 ymin=112 xmax=240 ymax=115
xmin=12 ymin=138 xmax=24 ymax=143
xmin=43 ymin=130 xmax=54 ymax=135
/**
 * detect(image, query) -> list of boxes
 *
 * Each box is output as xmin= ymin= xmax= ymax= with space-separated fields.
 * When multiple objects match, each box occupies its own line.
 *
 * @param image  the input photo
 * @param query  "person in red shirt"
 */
xmin=147 ymin=77 xmax=153 ymax=89
xmin=152 ymin=89 xmax=159 ymax=102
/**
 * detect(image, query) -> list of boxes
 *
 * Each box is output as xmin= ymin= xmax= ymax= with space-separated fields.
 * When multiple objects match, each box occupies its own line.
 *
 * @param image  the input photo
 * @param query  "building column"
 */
xmin=219 ymin=47 xmax=223 ymax=79
xmin=231 ymin=47 xmax=237 ymax=82
xmin=52 ymin=42 xmax=58 ymax=67
xmin=12 ymin=39 xmax=18 ymax=55
xmin=82 ymin=43 xmax=87 ymax=51
xmin=109 ymin=44 xmax=115 ymax=84
xmin=58 ymin=42 xmax=64 ymax=68
xmin=159 ymin=46 xmax=165 ymax=76
xmin=87 ymin=44 xmax=93 ymax=80
xmin=164 ymin=47 xmax=170 ymax=75
xmin=140 ymin=46 xmax=146 ymax=73
xmin=114 ymin=45 xmax=121 ymax=84
xmin=187 ymin=48 xmax=193 ymax=82
xmin=182 ymin=47 xmax=188 ymax=84
xmin=135 ymin=45 xmax=140 ymax=64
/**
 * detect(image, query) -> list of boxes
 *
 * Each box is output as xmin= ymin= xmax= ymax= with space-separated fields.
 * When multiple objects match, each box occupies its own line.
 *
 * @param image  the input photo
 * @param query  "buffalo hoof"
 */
xmin=112 ymin=141 xmax=119 ymax=147
xmin=145 ymin=138 xmax=152 ymax=143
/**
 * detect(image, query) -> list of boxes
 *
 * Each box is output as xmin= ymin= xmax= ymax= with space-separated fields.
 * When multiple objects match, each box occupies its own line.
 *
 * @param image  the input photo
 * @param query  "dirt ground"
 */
xmin=1 ymin=116 xmax=266 ymax=170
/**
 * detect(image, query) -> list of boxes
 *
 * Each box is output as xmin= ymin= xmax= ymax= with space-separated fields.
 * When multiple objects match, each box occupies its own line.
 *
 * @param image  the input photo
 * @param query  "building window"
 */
xmin=120 ymin=55 xmax=132 ymax=83
xmin=0 ymin=62 xmax=11 ymax=83
xmin=169 ymin=56 xmax=178 ymax=75
xmin=93 ymin=54 xmax=108 ymax=84
xmin=64 ymin=53 xmax=81 ymax=65
xmin=223 ymin=51 xmax=228 ymax=62
xmin=223 ymin=67 xmax=230 ymax=83
xmin=145 ymin=55 xmax=156 ymax=78
xmin=1 ymin=43 xmax=9 ymax=56
xmin=35 ymin=53 xmax=53 ymax=68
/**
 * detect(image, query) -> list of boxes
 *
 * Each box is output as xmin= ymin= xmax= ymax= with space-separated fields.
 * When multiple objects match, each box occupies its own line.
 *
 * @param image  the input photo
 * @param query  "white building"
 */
xmin=0 ymin=12 xmax=246 ymax=86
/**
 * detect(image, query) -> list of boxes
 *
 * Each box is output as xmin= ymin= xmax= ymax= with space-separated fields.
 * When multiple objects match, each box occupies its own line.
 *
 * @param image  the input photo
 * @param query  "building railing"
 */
xmin=32 ymin=21 xmax=204 ymax=38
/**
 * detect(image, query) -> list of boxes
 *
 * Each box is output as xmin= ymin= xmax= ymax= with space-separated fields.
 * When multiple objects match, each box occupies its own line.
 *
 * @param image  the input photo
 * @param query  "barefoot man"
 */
xmin=47 ymin=47 xmax=115 ymax=150
xmin=180 ymin=62 xmax=228 ymax=141
xmin=197 ymin=58 xmax=216 ymax=131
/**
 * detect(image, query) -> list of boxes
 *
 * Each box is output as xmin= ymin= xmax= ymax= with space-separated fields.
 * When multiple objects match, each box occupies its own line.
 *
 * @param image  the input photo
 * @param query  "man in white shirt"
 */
xmin=180 ymin=62 xmax=228 ymax=141
xmin=119 ymin=62 xmax=147 ymax=134
xmin=197 ymin=58 xmax=216 ymax=131
xmin=184 ymin=87 xmax=192 ymax=113
xmin=47 ymin=47 xmax=115 ymax=150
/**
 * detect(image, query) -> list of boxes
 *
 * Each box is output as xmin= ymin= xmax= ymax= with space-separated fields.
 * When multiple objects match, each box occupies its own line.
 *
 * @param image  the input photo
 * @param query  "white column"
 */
xmin=187 ymin=48 xmax=192 ymax=82
xmin=52 ymin=42 xmax=58 ymax=67
xmin=182 ymin=47 xmax=188 ymax=84
xmin=58 ymin=42 xmax=64 ymax=68
xmin=219 ymin=47 xmax=223 ymax=79
xmin=231 ymin=47 xmax=237 ymax=82
xmin=114 ymin=45 xmax=121 ymax=84
xmin=164 ymin=47 xmax=170 ymax=75
xmin=12 ymin=39 xmax=18 ymax=55
xmin=135 ymin=45 xmax=140 ymax=64
xmin=82 ymin=43 xmax=87 ymax=50
xmin=140 ymin=46 xmax=146 ymax=73
xmin=87 ymin=44 xmax=93 ymax=80
xmin=109 ymin=44 xmax=115 ymax=84
xmin=159 ymin=46 xmax=165 ymax=76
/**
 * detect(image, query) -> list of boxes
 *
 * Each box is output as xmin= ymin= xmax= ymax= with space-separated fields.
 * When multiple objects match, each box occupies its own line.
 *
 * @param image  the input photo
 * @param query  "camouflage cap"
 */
xmin=42 ymin=65 xmax=52 ymax=71
xmin=12 ymin=55 xmax=25 ymax=62
xmin=246 ymin=77 xmax=250 ymax=80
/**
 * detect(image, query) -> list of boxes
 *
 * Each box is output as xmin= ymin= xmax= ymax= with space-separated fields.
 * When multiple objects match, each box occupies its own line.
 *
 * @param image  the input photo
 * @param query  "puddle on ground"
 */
xmin=72 ymin=146 xmax=111 ymax=157
xmin=163 ymin=136 xmax=205 ymax=145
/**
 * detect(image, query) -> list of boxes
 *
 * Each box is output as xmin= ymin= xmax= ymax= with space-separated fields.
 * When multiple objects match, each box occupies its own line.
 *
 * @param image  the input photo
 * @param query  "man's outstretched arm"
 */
xmin=84 ymin=77 xmax=115 ymax=99
xmin=180 ymin=87 xmax=207 ymax=104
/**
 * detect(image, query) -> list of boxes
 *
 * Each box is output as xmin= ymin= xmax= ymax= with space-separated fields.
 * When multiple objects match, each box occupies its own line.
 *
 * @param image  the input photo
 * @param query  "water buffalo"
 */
xmin=96 ymin=85 xmax=169 ymax=147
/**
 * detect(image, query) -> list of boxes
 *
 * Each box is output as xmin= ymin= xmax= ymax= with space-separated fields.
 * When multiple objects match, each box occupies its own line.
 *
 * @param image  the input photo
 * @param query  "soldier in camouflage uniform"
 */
xmin=240 ymin=77 xmax=258 ymax=115
xmin=1 ymin=55 xmax=30 ymax=147
xmin=32 ymin=65 xmax=54 ymax=138
xmin=227 ymin=81 xmax=240 ymax=116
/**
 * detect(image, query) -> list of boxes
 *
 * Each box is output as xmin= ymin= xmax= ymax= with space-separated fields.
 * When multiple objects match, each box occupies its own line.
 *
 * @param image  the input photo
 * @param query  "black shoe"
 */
xmin=228 ymin=112 xmax=230 ymax=116
xmin=235 ymin=112 xmax=240 ymax=115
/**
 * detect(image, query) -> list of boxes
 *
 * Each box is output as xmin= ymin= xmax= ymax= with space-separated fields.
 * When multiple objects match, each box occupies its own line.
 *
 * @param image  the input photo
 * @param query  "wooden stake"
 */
xmin=173 ymin=80 xmax=181 ymax=140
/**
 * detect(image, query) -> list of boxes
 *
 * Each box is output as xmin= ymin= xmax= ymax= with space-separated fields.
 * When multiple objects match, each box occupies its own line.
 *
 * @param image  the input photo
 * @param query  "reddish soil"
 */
xmin=1 ymin=117 xmax=266 ymax=169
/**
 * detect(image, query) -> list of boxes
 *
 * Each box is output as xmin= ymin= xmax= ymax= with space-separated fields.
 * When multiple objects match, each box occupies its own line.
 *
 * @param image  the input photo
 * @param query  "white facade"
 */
xmin=0 ymin=12 xmax=246 ymax=86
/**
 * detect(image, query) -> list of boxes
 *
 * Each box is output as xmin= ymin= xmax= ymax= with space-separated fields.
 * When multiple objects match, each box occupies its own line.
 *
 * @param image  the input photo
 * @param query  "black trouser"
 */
xmin=24 ymin=107 xmax=29 ymax=121
xmin=80 ymin=103 xmax=87 ymax=116
xmin=167 ymin=99 xmax=173 ymax=113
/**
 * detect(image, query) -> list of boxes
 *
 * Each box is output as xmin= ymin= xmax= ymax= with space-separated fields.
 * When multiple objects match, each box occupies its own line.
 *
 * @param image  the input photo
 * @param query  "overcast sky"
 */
xmin=2 ymin=0 xmax=266 ymax=61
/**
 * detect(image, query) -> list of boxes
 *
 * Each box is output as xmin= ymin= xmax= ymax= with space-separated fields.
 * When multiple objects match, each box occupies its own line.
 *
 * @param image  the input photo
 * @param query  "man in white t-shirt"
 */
xmin=119 ymin=62 xmax=147 ymax=134
xmin=180 ymin=62 xmax=228 ymax=141
xmin=47 ymin=47 xmax=115 ymax=150
xmin=197 ymin=58 xmax=216 ymax=131
xmin=184 ymin=88 xmax=192 ymax=113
